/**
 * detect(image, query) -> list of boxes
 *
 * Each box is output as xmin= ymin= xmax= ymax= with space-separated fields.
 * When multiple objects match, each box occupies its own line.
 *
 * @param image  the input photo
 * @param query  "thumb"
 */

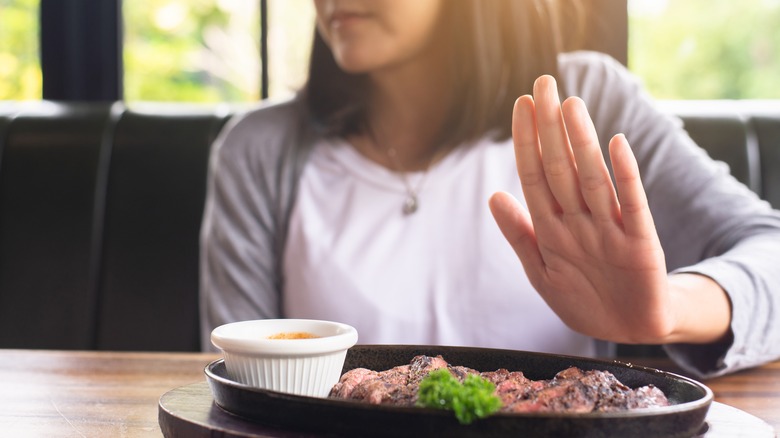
xmin=488 ymin=192 xmax=545 ymax=276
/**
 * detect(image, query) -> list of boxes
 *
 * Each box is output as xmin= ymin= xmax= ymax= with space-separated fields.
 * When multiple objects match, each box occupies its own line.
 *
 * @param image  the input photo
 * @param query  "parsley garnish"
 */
xmin=416 ymin=368 xmax=502 ymax=425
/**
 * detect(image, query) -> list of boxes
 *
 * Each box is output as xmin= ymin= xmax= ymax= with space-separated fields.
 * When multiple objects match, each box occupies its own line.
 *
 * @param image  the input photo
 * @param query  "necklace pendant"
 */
xmin=402 ymin=195 xmax=418 ymax=215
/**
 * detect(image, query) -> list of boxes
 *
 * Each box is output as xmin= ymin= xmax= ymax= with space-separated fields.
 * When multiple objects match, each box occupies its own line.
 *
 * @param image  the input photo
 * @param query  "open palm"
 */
xmin=489 ymin=75 xmax=675 ymax=345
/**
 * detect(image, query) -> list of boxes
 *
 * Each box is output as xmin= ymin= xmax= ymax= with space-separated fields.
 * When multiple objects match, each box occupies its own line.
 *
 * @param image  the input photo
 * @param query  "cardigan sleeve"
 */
xmin=559 ymin=51 xmax=780 ymax=378
xmin=199 ymin=99 xmax=311 ymax=351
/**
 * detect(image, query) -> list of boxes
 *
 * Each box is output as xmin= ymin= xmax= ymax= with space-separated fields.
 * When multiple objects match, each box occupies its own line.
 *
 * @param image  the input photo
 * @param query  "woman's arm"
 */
xmin=199 ymin=100 xmax=312 ymax=351
xmin=491 ymin=54 xmax=780 ymax=377
xmin=200 ymin=110 xmax=282 ymax=351
xmin=489 ymin=76 xmax=731 ymax=346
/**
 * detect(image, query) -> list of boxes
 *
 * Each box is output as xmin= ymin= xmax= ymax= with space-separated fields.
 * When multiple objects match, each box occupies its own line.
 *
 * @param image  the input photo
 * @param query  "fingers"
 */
xmin=609 ymin=134 xmax=656 ymax=238
xmin=514 ymin=74 xmax=653 ymax=239
xmin=519 ymin=75 xmax=622 ymax=225
xmin=561 ymin=97 xmax=620 ymax=223
xmin=512 ymin=95 xmax=557 ymax=219
xmin=488 ymin=192 xmax=545 ymax=282
xmin=532 ymin=76 xmax=586 ymax=215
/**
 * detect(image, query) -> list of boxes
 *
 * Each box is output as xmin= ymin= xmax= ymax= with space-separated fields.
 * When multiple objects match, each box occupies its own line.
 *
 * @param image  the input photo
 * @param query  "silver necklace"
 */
xmin=368 ymin=125 xmax=438 ymax=215
xmin=386 ymin=146 xmax=430 ymax=215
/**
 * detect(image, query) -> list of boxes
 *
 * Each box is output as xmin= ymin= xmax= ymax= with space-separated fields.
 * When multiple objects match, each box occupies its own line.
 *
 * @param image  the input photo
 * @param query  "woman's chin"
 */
xmin=330 ymin=47 xmax=390 ymax=75
xmin=332 ymin=57 xmax=376 ymax=75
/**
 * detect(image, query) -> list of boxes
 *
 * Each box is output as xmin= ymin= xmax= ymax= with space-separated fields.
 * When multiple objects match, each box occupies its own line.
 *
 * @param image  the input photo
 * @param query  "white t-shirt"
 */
xmin=202 ymin=52 xmax=780 ymax=377
xmin=283 ymin=135 xmax=596 ymax=356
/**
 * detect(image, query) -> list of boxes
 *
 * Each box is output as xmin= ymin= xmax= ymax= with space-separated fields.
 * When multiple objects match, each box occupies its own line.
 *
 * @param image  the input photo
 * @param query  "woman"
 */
xmin=200 ymin=0 xmax=780 ymax=378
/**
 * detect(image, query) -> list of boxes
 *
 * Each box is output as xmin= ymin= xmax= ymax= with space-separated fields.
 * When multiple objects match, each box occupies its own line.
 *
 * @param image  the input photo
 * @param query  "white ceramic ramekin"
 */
xmin=210 ymin=319 xmax=358 ymax=397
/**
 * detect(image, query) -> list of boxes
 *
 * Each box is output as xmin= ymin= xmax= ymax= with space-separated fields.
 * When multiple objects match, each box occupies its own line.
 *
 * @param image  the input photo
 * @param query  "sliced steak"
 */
xmin=328 ymin=356 xmax=670 ymax=414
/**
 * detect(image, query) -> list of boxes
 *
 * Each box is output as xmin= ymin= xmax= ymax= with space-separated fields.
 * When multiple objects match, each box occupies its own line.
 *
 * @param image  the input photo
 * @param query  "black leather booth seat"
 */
xmin=0 ymin=100 xmax=778 ymax=352
xmin=0 ymin=102 xmax=230 ymax=351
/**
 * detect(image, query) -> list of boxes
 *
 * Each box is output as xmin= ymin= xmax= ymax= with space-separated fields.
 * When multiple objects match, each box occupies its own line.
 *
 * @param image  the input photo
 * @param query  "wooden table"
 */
xmin=0 ymin=349 xmax=777 ymax=437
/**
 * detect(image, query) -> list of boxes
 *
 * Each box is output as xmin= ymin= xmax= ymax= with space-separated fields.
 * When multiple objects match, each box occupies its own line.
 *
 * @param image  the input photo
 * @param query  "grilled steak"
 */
xmin=328 ymin=355 xmax=669 ymax=413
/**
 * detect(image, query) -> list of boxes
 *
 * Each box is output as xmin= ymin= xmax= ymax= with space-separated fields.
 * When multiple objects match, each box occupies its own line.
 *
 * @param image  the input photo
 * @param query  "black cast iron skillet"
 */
xmin=205 ymin=344 xmax=712 ymax=438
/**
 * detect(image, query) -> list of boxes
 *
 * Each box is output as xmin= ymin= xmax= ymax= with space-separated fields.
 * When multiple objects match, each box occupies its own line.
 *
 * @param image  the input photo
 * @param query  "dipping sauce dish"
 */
xmin=210 ymin=319 xmax=358 ymax=397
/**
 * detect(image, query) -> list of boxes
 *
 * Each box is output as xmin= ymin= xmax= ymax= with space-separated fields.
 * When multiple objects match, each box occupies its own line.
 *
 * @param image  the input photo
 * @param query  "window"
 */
xmin=0 ymin=0 xmax=41 ymax=100
xmin=6 ymin=2 xmax=780 ymax=103
xmin=123 ymin=0 xmax=262 ymax=103
xmin=122 ymin=0 xmax=315 ymax=103
xmin=628 ymin=0 xmax=780 ymax=99
xmin=266 ymin=0 xmax=315 ymax=99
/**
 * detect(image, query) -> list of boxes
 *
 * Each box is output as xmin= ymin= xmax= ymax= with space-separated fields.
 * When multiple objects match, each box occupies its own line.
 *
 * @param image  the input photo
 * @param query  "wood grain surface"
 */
xmin=0 ymin=349 xmax=777 ymax=437
xmin=0 ymin=350 xmax=218 ymax=437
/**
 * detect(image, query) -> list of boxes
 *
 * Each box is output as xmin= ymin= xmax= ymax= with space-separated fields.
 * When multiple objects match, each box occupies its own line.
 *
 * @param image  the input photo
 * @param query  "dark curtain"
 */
xmin=40 ymin=0 xmax=123 ymax=101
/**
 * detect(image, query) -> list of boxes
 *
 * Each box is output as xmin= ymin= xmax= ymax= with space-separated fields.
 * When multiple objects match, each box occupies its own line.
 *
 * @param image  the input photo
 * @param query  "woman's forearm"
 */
xmin=666 ymin=273 xmax=732 ymax=344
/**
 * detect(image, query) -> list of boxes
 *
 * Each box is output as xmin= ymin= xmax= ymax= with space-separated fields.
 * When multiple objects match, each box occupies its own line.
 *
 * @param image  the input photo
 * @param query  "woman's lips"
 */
xmin=330 ymin=11 xmax=371 ymax=28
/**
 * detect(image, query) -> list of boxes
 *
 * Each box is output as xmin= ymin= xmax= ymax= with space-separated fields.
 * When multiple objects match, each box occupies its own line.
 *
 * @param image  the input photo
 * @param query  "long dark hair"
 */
xmin=303 ymin=0 xmax=570 ymax=146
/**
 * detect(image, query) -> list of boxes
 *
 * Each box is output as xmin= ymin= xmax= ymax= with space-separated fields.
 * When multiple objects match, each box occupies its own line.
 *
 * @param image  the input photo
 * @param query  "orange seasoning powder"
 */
xmin=267 ymin=332 xmax=319 ymax=340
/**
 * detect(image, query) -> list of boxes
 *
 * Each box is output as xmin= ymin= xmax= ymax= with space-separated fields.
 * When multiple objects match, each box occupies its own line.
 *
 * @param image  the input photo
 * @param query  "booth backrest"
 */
xmin=0 ymin=102 xmax=229 ymax=351
xmin=0 ymin=100 xmax=778 ymax=351
xmin=656 ymin=100 xmax=780 ymax=207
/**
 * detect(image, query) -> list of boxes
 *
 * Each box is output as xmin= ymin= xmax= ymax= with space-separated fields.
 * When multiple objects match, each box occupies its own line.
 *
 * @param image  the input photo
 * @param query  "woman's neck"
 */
xmin=353 ymin=41 xmax=454 ymax=172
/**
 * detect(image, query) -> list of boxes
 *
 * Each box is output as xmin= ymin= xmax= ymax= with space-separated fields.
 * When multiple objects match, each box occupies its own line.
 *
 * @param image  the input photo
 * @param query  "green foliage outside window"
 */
xmin=0 ymin=0 xmax=41 ymax=100
xmin=124 ymin=0 xmax=314 ymax=103
xmin=123 ymin=0 xmax=261 ymax=102
xmin=628 ymin=0 xmax=780 ymax=99
xmin=1 ymin=1 xmax=779 ymax=102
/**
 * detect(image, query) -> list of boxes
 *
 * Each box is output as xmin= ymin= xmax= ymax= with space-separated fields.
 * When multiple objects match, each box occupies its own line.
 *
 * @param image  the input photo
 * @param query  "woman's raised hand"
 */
xmin=489 ymin=75 xmax=730 ymax=345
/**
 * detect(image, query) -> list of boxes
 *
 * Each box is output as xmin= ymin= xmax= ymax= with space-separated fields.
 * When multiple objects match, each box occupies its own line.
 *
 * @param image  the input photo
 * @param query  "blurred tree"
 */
xmin=123 ymin=0 xmax=260 ymax=102
xmin=0 ymin=0 xmax=41 ymax=100
xmin=629 ymin=0 xmax=780 ymax=99
xmin=3 ymin=0 xmax=779 ymax=102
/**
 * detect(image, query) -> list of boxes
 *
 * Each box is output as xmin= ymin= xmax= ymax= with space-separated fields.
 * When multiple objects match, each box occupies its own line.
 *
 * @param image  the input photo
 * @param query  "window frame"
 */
xmin=39 ymin=0 xmax=270 ymax=101
xmin=38 ymin=0 xmax=624 ymax=102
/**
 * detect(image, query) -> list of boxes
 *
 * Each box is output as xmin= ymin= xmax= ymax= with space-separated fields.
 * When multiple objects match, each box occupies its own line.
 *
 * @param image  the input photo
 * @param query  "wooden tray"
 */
xmin=159 ymin=346 xmax=775 ymax=438
xmin=158 ymin=385 xmax=773 ymax=438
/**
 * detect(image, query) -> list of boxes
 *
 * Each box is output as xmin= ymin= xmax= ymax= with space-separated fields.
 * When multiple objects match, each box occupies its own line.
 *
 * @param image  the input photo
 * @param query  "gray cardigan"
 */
xmin=200 ymin=51 xmax=780 ymax=378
